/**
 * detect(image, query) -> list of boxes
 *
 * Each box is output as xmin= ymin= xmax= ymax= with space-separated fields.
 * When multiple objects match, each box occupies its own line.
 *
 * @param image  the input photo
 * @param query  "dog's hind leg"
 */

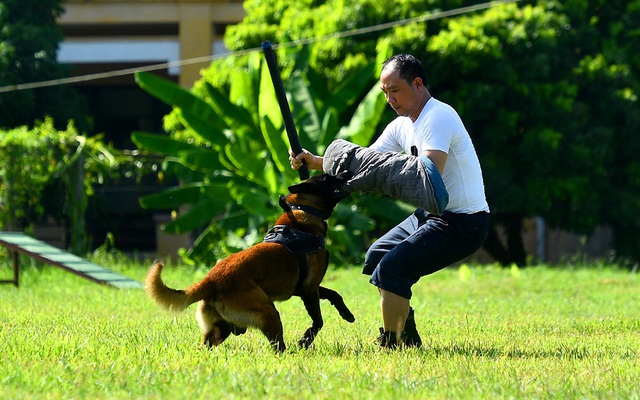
xmin=230 ymin=324 xmax=247 ymax=336
xmin=196 ymin=300 xmax=233 ymax=348
xmin=298 ymin=291 xmax=324 ymax=348
xmin=319 ymin=286 xmax=356 ymax=323
xmin=202 ymin=321 xmax=233 ymax=348
xmin=221 ymin=287 xmax=286 ymax=352
xmin=255 ymin=302 xmax=286 ymax=352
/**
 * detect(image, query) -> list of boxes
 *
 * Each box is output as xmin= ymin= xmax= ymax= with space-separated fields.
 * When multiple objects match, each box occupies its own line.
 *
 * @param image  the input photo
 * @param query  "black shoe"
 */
xmin=376 ymin=328 xmax=398 ymax=349
xmin=401 ymin=308 xmax=422 ymax=348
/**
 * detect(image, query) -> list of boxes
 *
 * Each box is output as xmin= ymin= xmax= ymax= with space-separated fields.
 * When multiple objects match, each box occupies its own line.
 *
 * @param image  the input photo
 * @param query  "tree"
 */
xmin=424 ymin=3 xmax=588 ymax=265
xmin=562 ymin=0 xmax=640 ymax=264
xmin=0 ymin=119 xmax=122 ymax=254
xmin=425 ymin=1 xmax=640 ymax=264
xmin=0 ymin=0 xmax=89 ymax=130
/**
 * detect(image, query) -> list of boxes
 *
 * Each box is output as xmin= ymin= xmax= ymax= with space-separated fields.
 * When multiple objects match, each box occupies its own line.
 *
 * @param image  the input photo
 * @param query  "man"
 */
xmin=290 ymin=54 xmax=490 ymax=349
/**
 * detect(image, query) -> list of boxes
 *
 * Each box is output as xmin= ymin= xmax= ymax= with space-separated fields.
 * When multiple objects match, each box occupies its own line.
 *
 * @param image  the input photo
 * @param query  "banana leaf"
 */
xmin=260 ymin=158 xmax=281 ymax=195
xmin=258 ymin=59 xmax=284 ymax=132
xmin=177 ymin=148 xmax=226 ymax=173
xmin=336 ymin=82 xmax=387 ymax=146
xmin=135 ymin=72 xmax=229 ymax=148
xmin=223 ymin=143 xmax=266 ymax=184
xmin=286 ymin=70 xmax=322 ymax=143
xmin=204 ymin=82 xmax=258 ymax=147
xmin=139 ymin=183 xmax=211 ymax=209
xmin=179 ymin=110 xmax=230 ymax=149
xmin=229 ymin=54 xmax=261 ymax=128
xmin=185 ymin=226 xmax=219 ymax=263
xmin=259 ymin=115 xmax=294 ymax=178
xmin=317 ymin=107 xmax=340 ymax=153
xmin=131 ymin=132 xmax=197 ymax=157
xmin=227 ymin=181 xmax=275 ymax=218
xmin=328 ymin=61 xmax=376 ymax=112
xmin=161 ymin=196 xmax=228 ymax=234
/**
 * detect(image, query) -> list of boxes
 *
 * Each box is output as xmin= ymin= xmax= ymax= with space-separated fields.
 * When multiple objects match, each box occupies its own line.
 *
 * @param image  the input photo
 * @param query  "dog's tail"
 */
xmin=145 ymin=260 xmax=196 ymax=312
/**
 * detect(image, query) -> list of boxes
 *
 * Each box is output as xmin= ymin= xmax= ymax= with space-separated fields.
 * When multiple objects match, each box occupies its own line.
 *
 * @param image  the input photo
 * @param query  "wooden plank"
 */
xmin=0 ymin=231 xmax=143 ymax=289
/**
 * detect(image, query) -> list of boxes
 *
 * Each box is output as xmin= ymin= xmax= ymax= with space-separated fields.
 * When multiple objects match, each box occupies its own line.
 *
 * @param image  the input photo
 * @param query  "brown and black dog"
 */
xmin=145 ymin=172 xmax=355 ymax=352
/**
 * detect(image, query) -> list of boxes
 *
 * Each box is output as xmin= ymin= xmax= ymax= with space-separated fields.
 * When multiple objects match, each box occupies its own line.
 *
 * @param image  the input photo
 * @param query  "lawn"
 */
xmin=1 ymin=256 xmax=638 ymax=399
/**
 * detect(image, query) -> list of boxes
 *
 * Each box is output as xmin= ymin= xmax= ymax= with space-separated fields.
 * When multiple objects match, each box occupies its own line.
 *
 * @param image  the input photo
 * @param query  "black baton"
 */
xmin=262 ymin=40 xmax=309 ymax=180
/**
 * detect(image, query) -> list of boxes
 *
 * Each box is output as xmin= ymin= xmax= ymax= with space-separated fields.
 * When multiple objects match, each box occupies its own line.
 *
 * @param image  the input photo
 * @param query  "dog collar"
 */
xmin=288 ymin=203 xmax=330 ymax=220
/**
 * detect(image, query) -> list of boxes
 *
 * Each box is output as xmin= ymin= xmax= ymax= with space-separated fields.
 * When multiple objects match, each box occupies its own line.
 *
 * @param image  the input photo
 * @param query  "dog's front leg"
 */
xmin=298 ymin=290 xmax=323 ymax=348
xmin=319 ymin=286 xmax=355 ymax=323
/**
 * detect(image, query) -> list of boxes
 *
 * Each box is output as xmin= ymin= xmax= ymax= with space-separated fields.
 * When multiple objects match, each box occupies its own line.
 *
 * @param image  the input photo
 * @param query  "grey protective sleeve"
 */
xmin=323 ymin=139 xmax=449 ymax=215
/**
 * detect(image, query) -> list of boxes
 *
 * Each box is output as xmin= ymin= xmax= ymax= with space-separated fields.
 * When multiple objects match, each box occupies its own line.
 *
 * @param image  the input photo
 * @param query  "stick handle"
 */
xmin=262 ymin=41 xmax=309 ymax=180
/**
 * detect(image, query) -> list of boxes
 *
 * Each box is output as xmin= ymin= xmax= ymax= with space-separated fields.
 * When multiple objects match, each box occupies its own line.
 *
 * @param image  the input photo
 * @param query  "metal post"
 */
xmin=12 ymin=250 xmax=19 ymax=287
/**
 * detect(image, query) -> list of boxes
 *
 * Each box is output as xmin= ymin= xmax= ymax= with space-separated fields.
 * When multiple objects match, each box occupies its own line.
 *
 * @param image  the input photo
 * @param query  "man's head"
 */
xmin=380 ymin=54 xmax=430 ymax=120
xmin=382 ymin=54 xmax=427 ymax=86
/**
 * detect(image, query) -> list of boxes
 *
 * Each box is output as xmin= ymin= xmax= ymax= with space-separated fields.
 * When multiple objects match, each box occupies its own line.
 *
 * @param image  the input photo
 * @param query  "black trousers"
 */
xmin=363 ymin=209 xmax=490 ymax=299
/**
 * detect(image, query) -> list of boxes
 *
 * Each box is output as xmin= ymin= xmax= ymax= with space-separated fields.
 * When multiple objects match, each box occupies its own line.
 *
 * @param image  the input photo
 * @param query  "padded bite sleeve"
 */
xmin=323 ymin=139 xmax=449 ymax=214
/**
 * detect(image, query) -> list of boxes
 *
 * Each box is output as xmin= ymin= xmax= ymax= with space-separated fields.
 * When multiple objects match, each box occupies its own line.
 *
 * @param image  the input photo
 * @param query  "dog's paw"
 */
xmin=298 ymin=328 xmax=317 ymax=348
xmin=298 ymin=336 xmax=314 ymax=349
xmin=231 ymin=324 xmax=247 ymax=336
xmin=340 ymin=309 xmax=356 ymax=323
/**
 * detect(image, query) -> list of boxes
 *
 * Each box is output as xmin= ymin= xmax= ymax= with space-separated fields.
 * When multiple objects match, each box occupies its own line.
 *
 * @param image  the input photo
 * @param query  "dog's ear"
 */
xmin=288 ymin=181 xmax=307 ymax=194
xmin=278 ymin=195 xmax=292 ymax=212
xmin=288 ymin=174 xmax=322 ymax=194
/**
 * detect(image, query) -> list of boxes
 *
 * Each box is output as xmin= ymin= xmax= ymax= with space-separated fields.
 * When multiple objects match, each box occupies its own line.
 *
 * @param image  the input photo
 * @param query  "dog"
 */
xmin=145 ymin=172 xmax=355 ymax=352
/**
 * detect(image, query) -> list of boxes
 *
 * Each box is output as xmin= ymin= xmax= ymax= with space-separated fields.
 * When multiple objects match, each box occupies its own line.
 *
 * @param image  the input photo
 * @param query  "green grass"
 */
xmin=1 ymin=256 xmax=639 ymax=399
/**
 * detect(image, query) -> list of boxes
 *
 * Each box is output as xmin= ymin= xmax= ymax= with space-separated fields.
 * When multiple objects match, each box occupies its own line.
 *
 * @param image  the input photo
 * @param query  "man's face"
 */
xmin=380 ymin=65 xmax=423 ymax=117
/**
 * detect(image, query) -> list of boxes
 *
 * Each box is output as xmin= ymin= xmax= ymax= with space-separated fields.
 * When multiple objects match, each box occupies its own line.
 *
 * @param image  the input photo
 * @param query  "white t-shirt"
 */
xmin=370 ymin=98 xmax=489 ymax=214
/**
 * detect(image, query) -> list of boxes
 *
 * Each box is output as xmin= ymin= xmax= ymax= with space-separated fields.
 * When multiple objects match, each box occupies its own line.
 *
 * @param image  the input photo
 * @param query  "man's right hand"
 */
xmin=289 ymin=149 xmax=325 ymax=172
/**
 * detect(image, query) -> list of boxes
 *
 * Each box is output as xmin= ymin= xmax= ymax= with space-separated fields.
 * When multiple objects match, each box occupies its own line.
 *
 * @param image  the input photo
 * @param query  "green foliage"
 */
xmin=138 ymin=0 xmax=640 ymax=264
xmin=0 ymin=0 xmax=89 ymax=131
xmin=1 ymin=261 xmax=639 ymax=398
xmin=426 ymin=4 xmax=582 ymax=219
xmin=224 ymin=0 xmax=472 ymax=89
xmin=222 ymin=0 xmax=640 ymax=264
xmin=0 ymin=120 xmax=61 ymax=228
xmin=0 ymin=118 xmax=121 ymax=253
xmin=134 ymin=45 xmax=396 ymax=265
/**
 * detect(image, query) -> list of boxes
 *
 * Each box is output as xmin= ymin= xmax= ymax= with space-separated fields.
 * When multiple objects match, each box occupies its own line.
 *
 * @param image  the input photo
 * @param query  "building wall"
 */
xmin=59 ymin=0 xmax=244 ymax=87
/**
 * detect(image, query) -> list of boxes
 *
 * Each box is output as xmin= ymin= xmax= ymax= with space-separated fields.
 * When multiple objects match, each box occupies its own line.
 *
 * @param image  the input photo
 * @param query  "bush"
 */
xmin=0 ymin=118 xmax=121 ymax=254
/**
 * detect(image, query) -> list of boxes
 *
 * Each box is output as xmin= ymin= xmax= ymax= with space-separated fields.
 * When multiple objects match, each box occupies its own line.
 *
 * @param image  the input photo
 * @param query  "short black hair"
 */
xmin=382 ymin=54 xmax=427 ymax=86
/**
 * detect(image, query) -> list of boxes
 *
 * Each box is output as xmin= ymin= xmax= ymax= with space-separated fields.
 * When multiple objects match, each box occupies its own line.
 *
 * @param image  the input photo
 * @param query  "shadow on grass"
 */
xmin=426 ymin=340 xmax=637 ymax=360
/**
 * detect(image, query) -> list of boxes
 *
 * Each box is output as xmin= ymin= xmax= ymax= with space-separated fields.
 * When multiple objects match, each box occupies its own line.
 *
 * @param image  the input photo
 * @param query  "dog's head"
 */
xmin=285 ymin=171 xmax=352 ymax=215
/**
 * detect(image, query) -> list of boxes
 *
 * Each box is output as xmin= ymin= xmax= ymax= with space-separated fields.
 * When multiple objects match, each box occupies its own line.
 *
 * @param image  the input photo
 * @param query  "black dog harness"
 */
xmin=263 ymin=196 xmax=328 ymax=291
xmin=263 ymin=225 xmax=325 ymax=256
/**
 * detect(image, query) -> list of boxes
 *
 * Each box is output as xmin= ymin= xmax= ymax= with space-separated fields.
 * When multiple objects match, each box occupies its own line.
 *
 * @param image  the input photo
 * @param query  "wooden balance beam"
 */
xmin=0 ymin=231 xmax=143 ymax=289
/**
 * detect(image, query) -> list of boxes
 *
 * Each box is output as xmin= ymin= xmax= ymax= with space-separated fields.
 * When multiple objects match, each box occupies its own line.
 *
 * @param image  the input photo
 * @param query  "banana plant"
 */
xmin=133 ymin=42 xmax=391 ymax=264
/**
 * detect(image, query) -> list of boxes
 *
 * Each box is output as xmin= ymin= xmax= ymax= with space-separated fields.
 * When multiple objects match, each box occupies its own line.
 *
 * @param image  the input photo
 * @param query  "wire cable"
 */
xmin=0 ymin=0 xmax=519 ymax=93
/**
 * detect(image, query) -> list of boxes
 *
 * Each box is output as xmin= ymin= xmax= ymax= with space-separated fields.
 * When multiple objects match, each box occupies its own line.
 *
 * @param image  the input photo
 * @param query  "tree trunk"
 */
xmin=482 ymin=222 xmax=510 ymax=265
xmin=481 ymin=213 xmax=527 ymax=267
xmin=505 ymin=216 xmax=527 ymax=266
xmin=66 ymin=152 xmax=87 ymax=256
